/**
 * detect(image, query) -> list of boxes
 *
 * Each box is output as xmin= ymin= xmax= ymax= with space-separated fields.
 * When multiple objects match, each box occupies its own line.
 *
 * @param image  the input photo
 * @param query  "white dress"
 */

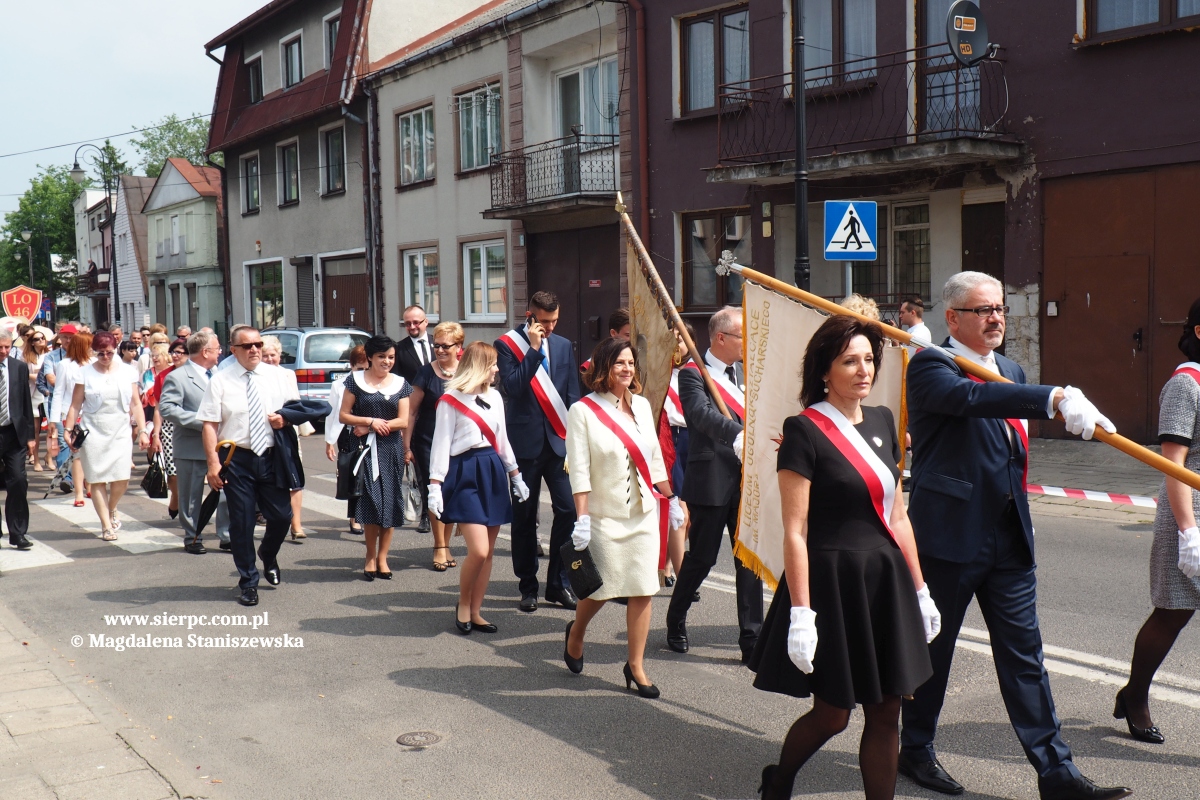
xmin=79 ymin=364 xmax=137 ymax=484
xmin=566 ymin=392 xmax=669 ymax=600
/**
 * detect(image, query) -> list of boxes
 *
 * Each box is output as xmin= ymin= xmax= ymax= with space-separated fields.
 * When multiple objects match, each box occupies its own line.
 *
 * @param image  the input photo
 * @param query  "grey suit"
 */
xmin=161 ymin=361 xmax=228 ymax=545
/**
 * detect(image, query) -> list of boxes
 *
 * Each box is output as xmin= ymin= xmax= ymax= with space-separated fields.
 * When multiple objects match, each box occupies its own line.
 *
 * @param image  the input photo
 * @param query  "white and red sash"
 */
xmin=1173 ymin=361 xmax=1200 ymax=385
xmin=682 ymin=359 xmax=745 ymax=419
xmin=965 ymin=373 xmax=1030 ymax=488
xmin=579 ymin=394 xmax=670 ymax=569
xmin=439 ymin=393 xmax=499 ymax=451
xmin=499 ymin=330 xmax=569 ymax=439
xmin=664 ymin=370 xmax=686 ymax=428
xmin=800 ymin=401 xmax=897 ymax=543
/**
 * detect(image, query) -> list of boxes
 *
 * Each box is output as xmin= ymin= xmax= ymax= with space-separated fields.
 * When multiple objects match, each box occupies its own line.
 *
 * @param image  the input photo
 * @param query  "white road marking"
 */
xmin=33 ymin=498 xmax=182 ymax=554
xmin=0 ymin=536 xmax=73 ymax=571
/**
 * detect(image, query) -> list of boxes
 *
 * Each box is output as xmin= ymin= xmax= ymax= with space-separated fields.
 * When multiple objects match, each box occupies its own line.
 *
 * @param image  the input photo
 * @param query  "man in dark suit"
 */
xmin=496 ymin=291 xmax=582 ymax=612
xmin=900 ymin=272 xmax=1129 ymax=800
xmin=0 ymin=332 xmax=34 ymax=550
xmin=391 ymin=305 xmax=431 ymax=384
xmin=665 ymin=306 xmax=763 ymax=663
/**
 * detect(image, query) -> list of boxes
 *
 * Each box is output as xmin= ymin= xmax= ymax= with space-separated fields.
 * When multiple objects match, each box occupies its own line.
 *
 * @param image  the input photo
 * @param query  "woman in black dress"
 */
xmin=750 ymin=315 xmax=940 ymax=800
xmin=405 ymin=321 xmax=464 ymax=571
xmin=339 ymin=335 xmax=412 ymax=581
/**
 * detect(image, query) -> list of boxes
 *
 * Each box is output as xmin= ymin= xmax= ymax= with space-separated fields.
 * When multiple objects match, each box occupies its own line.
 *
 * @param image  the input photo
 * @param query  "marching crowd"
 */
xmin=2 ymin=273 xmax=1199 ymax=800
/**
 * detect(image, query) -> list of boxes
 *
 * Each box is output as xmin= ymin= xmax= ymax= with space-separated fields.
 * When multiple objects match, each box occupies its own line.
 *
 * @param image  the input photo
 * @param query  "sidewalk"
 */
xmin=0 ymin=603 xmax=189 ymax=800
xmin=1025 ymin=437 xmax=1163 ymax=524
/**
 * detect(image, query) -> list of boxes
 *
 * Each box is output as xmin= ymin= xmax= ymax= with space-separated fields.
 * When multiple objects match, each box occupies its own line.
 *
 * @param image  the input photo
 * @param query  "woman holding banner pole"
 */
xmin=428 ymin=342 xmax=529 ymax=634
xmin=564 ymin=338 xmax=683 ymax=698
xmin=748 ymin=315 xmax=937 ymax=800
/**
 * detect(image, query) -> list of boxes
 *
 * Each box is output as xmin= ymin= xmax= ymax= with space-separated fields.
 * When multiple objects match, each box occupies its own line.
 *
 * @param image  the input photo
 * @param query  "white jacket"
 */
xmin=566 ymin=391 xmax=668 ymax=520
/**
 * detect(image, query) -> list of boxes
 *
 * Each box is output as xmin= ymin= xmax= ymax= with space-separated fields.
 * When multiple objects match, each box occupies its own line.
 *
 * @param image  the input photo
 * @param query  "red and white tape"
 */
xmin=1026 ymin=484 xmax=1158 ymax=508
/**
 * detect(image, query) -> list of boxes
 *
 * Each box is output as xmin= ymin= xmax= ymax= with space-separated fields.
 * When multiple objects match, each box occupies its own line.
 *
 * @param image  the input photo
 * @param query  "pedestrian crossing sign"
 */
xmin=823 ymin=201 xmax=877 ymax=261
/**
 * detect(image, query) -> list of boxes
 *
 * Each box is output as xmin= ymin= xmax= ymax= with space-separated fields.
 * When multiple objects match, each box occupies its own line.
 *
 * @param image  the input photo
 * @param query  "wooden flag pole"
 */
xmin=617 ymin=192 xmax=732 ymax=420
xmin=715 ymin=251 xmax=1200 ymax=493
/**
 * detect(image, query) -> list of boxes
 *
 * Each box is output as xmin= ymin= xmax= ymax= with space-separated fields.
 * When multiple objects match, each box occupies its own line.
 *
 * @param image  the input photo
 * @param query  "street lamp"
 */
xmin=14 ymin=234 xmax=34 ymax=286
xmin=71 ymin=143 xmax=118 ymax=326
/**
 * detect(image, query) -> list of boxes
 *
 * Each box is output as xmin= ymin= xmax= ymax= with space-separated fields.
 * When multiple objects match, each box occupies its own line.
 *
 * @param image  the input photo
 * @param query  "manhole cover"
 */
xmin=396 ymin=731 xmax=442 ymax=748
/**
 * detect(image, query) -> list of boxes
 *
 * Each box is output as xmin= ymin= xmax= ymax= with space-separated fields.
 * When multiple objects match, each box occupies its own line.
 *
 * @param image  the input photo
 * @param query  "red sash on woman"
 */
xmin=1173 ymin=362 xmax=1200 ymax=385
xmin=800 ymin=401 xmax=897 ymax=543
xmin=438 ymin=394 xmax=498 ymax=450
xmin=579 ymin=395 xmax=670 ymax=569
xmin=966 ymin=374 xmax=1030 ymax=488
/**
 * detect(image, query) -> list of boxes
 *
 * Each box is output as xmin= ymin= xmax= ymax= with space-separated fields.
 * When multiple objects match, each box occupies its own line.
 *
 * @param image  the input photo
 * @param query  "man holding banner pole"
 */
xmin=899 ymin=272 xmax=1131 ymax=800
xmin=665 ymin=306 xmax=763 ymax=663
xmin=496 ymin=291 xmax=582 ymax=613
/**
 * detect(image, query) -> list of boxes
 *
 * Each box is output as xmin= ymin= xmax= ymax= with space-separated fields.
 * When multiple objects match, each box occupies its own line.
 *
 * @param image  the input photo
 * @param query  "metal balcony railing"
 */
xmin=489 ymin=132 xmax=618 ymax=212
xmin=77 ymin=268 xmax=110 ymax=295
xmin=717 ymin=44 xmax=1010 ymax=165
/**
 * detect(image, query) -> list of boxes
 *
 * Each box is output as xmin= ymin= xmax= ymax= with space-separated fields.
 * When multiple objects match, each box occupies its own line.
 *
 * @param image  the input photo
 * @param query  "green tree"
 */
xmin=130 ymin=113 xmax=221 ymax=177
xmin=0 ymin=165 xmax=87 ymax=322
xmin=95 ymin=140 xmax=129 ymax=189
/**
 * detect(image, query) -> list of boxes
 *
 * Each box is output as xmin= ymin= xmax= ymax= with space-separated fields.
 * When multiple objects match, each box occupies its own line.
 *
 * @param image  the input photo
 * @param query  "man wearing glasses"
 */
xmin=899 ymin=272 xmax=1129 ymax=800
xmin=0 ymin=332 xmax=35 ymax=551
xmin=198 ymin=326 xmax=300 ymax=606
xmin=392 ymin=305 xmax=431 ymax=384
xmin=665 ymin=305 xmax=763 ymax=664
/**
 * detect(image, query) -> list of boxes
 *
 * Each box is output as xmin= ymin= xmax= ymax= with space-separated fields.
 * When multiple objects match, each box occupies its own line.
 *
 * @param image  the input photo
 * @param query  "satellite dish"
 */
xmin=946 ymin=0 xmax=992 ymax=67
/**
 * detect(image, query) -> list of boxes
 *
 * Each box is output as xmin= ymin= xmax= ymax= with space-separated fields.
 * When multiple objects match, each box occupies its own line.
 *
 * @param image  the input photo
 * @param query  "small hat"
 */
xmin=58 ymin=323 xmax=79 ymax=334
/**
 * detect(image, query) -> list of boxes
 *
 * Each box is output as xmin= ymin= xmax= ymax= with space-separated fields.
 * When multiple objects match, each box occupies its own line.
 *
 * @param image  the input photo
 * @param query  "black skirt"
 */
xmin=748 ymin=542 xmax=933 ymax=710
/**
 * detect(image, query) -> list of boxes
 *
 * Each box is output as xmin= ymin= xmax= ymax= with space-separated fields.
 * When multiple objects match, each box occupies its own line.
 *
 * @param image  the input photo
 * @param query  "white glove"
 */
xmin=1057 ymin=385 xmax=1116 ymax=441
xmin=571 ymin=515 xmax=592 ymax=551
xmin=668 ymin=496 xmax=685 ymax=530
xmin=511 ymin=473 xmax=530 ymax=503
xmin=427 ymin=484 xmax=443 ymax=518
xmin=732 ymin=431 xmax=745 ymax=463
xmin=1179 ymin=526 xmax=1200 ymax=579
xmin=787 ymin=606 xmax=818 ymax=674
xmin=916 ymin=584 xmax=942 ymax=643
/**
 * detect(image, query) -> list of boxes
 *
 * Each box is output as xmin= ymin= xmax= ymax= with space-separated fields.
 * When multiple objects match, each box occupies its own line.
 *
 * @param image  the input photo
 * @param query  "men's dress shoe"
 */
xmin=537 ymin=542 xmax=546 ymax=558
xmin=237 ymin=588 xmax=259 ymax=607
xmin=184 ymin=542 xmax=208 ymax=555
xmin=416 ymin=514 xmax=431 ymax=534
xmin=519 ymin=593 xmax=539 ymax=613
xmin=546 ymin=586 xmax=578 ymax=610
xmin=263 ymin=566 xmax=281 ymax=586
xmin=1038 ymin=775 xmax=1132 ymax=800
xmin=666 ymin=618 xmax=689 ymax=653
xmin=11 ymin=536 xmax=33 ymax=551
xmin=219 ymin=541 xmax=232 ymax=551
xmin=897 ymin=753 xmax=964 ymax=795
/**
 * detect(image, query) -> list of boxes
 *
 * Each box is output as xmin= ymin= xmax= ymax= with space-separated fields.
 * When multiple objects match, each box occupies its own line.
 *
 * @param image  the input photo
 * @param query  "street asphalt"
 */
xmin=0 ymin=435 xmax=1197 ymax=799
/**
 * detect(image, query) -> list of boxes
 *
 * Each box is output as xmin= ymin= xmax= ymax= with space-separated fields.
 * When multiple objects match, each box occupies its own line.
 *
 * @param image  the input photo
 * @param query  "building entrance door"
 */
xmin=526 ymin=224 xmax=620 ymax=363
xmin=323 ymin=256 xmax=370 ymax=330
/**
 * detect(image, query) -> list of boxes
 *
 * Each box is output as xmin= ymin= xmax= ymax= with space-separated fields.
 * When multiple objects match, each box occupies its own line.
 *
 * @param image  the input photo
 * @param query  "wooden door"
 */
xmin=961 ymin=202 xmax=1005 ymax=281
xmin=323 ymin=257 xmax=370 ymax=330
xmin=526 ymin=224 xmax=620 ymax=364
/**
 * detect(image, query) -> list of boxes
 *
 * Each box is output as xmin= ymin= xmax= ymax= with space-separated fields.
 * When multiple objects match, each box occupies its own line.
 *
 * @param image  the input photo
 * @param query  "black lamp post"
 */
xmin=791 ymin=0 xmax=810 ymax=291
xmin=19 ymin=230 xmax=34 ymax=285
xmin=71 ymin=144 xmax=118 ymax=326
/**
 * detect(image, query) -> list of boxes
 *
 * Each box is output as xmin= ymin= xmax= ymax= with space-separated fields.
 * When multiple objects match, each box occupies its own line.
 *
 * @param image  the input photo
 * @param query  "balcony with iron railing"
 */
xmin=485 ymin=131 xmax=619 ymax=219
xmin=710 ymin=43 xmax=1021 ymax=184
xmin=77 ymin=267 xmax=110 ymax=295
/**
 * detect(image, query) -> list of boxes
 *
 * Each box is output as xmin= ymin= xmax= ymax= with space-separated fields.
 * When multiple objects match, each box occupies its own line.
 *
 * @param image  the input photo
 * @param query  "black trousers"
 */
xmin=900 ymin=505 xmax=1081 ymax=787
xmin=0 ymin=424 xmax=29 ymax=542
xmin=222 ymin=447 xmax=292 ymax=590
xmin=510 ymin=439 xmax=575 ymax=598
xmin=667 ymin=494 xmax=763 ymax=655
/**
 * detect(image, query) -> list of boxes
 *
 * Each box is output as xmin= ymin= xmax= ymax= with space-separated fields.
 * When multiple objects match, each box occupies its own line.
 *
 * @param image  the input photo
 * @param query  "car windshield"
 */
xmin=304 ymin=332 xmax=369 ymax=364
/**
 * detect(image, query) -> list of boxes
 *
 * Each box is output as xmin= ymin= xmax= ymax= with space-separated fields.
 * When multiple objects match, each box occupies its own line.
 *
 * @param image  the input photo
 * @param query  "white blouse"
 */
xmin=80 ymin=363 xmax=139 ymax=415
xmin=665 ymin=369 xmax=687 ymax=428
xmin=325 ymin=373 xmax=350 ymax=445
xmin=50 ymin=358 xmax=92 ymax=423
xmin=429 ymin=387 xmax=517 ymax=481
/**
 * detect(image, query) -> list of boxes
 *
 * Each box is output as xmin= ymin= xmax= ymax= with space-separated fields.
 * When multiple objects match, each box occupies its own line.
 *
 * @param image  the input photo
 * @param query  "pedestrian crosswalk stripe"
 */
xmin=33 ymin=499 xmax=182 ymax=554
xmin=0 ymin=536 xmax=73 ymax=572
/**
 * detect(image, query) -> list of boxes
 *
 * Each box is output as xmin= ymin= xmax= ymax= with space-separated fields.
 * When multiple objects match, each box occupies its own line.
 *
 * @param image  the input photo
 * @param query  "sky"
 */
xmin=0 ymin=0 xmax=267 ymax=220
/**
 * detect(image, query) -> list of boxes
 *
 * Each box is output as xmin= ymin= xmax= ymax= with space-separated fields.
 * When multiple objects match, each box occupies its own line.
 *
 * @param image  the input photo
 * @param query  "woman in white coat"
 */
xmin=564 ymin=338 xmax=684 ymax=698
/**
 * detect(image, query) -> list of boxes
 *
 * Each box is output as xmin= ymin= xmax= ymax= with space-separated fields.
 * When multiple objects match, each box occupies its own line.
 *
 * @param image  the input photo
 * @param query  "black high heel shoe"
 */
xmin=563 ymin=621 xmax=583 ymax=674
xmin=622 ymin=662 xmax=659 ymax=699
xmin=454 ymin=604 xmax=472 ymax=635
xmin=1113 ymin=689 xmax=1165 ymax=744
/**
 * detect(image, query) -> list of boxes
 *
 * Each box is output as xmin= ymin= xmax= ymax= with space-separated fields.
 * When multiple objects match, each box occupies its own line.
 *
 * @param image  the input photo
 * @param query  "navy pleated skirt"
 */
xmin=670 ymin=426 xmax=689 ymax=496
xmin=441 ymin=448 xmax=513 ymax=526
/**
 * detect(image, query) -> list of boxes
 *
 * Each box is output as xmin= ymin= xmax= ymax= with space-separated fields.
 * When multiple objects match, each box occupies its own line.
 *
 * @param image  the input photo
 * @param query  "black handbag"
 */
xmin=141 ymin=453 xmax=169 ymax=499
xmin=336 ymin=444 xmax=366 ymax=500
xmin=559 ymin=541 xmax=604 ymax=600
xmin=70 ymin=424 xmax=88 ymax=450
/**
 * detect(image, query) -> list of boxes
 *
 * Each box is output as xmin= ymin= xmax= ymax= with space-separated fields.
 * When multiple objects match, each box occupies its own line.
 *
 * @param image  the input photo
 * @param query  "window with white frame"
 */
xmin=242 ymin=154 xmax=260 ymax=212
xmin=278 ymin=142 xmax=300 ymax=205
xmin=324 ymin=13 xmax=340 ymax=69
xmin=456 ymin=85 xmax=502 ymax=172
xmin=247 ymin=56 xmax=264 ymax=103
xmin=322 ymin=126 xmax=345 ymax=194
xmin=462 ymin=240 xmax=506 ymax=320
xmin=850 ymin=202 xmax=931 ymax=303
xmin=557 ymin=57 xmax=619 ymax=141
xmin=404 ymin=247 xmax=440 ymax=321
xmin=398 ymin=106 xmax=436 ymax=186
xmin=281 ymin=34 xmax=303 ymax=88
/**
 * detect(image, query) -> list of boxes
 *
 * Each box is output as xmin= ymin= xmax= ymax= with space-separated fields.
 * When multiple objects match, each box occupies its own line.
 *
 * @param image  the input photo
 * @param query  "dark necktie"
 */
xmin=725 ymin=365 xmax=736 ymax=384
xmin=0 ymin=365 xmax=9 ymax=427
xmin=205 ymin=368 xmax=213 ymax=379
xmin=418 ymin=339 xmax=428 ymax=364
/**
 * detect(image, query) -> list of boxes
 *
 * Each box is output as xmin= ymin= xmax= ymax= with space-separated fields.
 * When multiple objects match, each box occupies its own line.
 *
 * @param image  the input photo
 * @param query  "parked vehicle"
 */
xmin=262 ymin=327 xmax=371 ymax=429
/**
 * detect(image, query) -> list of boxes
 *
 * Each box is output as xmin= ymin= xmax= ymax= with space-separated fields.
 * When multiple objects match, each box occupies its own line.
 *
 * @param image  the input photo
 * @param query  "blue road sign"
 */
xmin=824 ymin=200 xmax=877 ymax=261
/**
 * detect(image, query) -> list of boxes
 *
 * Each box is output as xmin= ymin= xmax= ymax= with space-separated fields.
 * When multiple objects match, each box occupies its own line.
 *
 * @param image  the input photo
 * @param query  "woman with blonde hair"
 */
xmin=429 ymin=342 xmax=529 ymax=634
xmin=840 ymin=293 xmax=881 ymax=322
xmin=21 ymin=328 xmax=50 ymax=471
xmin=405 ymin=321 xmax=465 ymax=570
xmin=47 ymin=332 xmax=94 ymax=506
